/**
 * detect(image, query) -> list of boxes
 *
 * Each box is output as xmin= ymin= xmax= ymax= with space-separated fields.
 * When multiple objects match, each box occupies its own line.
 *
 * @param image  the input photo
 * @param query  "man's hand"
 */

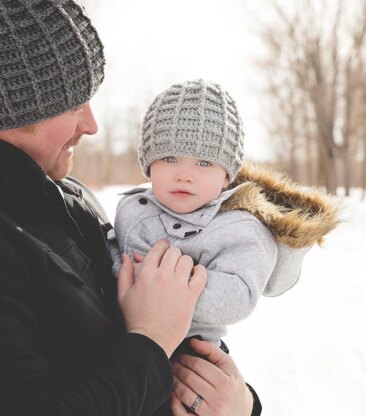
xmin=171 ymin=338 xmax=254 ymax=416
xmin=117 ymin=240 xmax=207 ymax=358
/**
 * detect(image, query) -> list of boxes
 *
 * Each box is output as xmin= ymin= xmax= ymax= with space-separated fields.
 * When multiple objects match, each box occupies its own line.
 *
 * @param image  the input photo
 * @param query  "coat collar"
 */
xmin=0 ymin=140 xmax=49 ymax=199
xmin=142 ymin=187 xmax=237 ymax=228
xmin=0 ymin=140 xmax=72 ymax=220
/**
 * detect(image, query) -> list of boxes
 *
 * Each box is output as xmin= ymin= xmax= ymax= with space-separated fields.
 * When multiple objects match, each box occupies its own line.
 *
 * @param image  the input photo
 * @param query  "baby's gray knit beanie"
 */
xmin=138 ymin=79 xmax=245 ymax=182
xmin=0 ymin=0 xmax=105 ymax=131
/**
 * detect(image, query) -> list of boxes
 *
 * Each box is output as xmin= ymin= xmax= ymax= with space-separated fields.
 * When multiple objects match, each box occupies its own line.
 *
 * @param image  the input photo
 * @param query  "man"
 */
xmin=0 ymin=1 xmax=260 ymax=415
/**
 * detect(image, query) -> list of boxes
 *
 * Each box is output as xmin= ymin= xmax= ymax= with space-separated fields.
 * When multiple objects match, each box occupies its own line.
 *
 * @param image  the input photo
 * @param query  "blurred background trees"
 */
xmin=258 ymin=0 xmax=366 ymax=195
xmin=72 ymin=103 xmax=145 ymax=187
xmin=72 ymin=0 xmax=366 ymax=196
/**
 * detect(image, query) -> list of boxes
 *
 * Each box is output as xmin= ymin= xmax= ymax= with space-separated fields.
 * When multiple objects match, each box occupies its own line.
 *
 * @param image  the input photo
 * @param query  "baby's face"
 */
xmin=150 ymin=156 xmax=229 ymax=214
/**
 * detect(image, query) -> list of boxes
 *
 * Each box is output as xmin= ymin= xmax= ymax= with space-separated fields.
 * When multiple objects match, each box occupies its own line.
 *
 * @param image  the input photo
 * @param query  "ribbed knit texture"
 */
xmin=0 ymin=0 xmax=105 ymax=131
xmin=138 ymin=80 xmax=245 ymax=182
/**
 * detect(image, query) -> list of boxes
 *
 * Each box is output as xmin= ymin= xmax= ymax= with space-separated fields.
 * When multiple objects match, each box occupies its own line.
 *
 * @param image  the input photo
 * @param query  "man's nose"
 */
xmin=79 ymin=102 xmax=98 ymax=135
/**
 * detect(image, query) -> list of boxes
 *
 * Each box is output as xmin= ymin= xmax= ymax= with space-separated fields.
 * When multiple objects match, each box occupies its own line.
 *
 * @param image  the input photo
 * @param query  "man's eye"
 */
xmin=163 ymin=156 xmax=176 ymax=163
xmin=198 ymin=160 xmax=212 ymax=167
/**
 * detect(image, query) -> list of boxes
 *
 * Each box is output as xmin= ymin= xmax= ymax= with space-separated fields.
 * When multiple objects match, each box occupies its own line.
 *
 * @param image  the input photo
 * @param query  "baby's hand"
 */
xmin=133 ymin=252 xmax=145 ymax=263
xmin=132 ymin=252 xmax=145 ymax=279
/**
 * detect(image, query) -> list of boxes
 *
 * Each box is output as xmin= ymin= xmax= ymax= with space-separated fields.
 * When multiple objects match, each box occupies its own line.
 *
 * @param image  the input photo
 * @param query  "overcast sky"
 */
xmin=84 ymin=0 xmax=351 ymax=160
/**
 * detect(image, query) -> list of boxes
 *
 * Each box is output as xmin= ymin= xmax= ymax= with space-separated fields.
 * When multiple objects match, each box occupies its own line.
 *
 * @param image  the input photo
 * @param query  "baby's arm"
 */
xmin=107 ymin=194 xmax=131 ymax=276
xmin=107 ymin=228 xmax=122 ymax=276
xmin=108 ymin=191 xmax=153 ymax=276
xmin=193 ymin=216 xmax=278 ymax=326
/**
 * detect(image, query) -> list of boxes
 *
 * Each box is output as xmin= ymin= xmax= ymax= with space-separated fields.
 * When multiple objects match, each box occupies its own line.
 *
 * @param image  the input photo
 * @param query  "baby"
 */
xmin=108 ymin=79 xmax=339 ymax=350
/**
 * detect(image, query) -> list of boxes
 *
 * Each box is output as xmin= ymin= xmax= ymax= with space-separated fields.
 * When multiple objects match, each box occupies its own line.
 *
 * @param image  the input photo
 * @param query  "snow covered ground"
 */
xmin=96 ymin=186 xmax=366 ymax=416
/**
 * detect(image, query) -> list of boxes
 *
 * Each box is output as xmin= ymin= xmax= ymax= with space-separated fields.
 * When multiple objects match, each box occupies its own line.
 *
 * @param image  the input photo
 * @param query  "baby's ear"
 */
xmin=223 ymin=175 xmax=229 ymax=188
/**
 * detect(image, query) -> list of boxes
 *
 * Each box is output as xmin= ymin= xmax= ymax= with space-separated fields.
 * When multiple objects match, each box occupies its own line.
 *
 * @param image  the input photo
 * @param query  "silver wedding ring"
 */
xmin=190 ymin=394 xmax=203 ymax=412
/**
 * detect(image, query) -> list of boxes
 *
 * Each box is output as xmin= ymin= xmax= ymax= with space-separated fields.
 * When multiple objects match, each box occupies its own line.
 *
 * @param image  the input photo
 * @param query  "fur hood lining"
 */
xmin=221 ymin=163 xmax=340 ymax=249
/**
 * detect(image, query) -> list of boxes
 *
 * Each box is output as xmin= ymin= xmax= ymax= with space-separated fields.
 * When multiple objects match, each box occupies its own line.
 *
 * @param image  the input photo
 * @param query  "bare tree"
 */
xmin=257 ymin=0 xmax=366 ymax=194
xmin=72 ymin=102 xmax=144 ymax=186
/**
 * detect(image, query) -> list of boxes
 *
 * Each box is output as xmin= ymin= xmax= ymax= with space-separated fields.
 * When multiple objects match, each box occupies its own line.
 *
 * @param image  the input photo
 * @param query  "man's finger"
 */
xmin=173 ymin=375 xmax=206 ymax=414
xmin=173 ymin=354 xmax=220 ymax=390
xmin=174 ymin=255 xmax=193 ymax=278
xmin=143 ymin=239 xmax=169 ymax=269
xmin=189 ymin=338 xmax=237 ymax=375
xmin=117 ymin=254 xmax=134 ymax=301
xmin=188 ymin=264 xmax=207 ymax=293
xmin=171 ymin=391 xmax=190 ymax=416
xmin=159 ymin=246 xmax=183 ymax=270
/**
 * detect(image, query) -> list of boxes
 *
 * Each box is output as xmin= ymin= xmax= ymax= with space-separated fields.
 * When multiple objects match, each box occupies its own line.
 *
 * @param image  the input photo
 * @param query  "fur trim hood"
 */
xmin=222 ymin=163 xmax=340 ymax=296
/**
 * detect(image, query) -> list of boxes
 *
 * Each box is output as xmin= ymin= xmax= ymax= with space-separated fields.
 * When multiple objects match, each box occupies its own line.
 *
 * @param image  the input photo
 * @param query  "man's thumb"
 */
xmin=117 ymin=254 xmax=134 ymax=301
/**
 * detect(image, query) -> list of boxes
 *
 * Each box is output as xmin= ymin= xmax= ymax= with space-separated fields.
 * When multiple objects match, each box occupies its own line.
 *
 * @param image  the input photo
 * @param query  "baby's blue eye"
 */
xmin=198 ymin=160 xmax=212 ymax=167
xmin=162 ymin=156 xmax=177 ymax=163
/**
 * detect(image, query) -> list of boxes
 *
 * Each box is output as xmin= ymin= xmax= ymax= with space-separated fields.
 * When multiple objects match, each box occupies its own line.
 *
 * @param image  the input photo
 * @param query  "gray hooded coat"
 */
xmin=109 ymin=164 xmax=339 ymax=343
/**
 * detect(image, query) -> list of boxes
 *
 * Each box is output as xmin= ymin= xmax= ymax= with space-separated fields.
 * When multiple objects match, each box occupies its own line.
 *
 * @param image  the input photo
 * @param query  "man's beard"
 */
xmin=47 ymin=135 xmax=82 ymax=180
xmin=48 ymin=156 xmax=73 ymax=181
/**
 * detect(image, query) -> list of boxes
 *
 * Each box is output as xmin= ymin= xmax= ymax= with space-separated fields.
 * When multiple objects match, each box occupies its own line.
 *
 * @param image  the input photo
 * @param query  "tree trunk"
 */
xmin=327 ymin=156 xmax=338 ymax=194
xmin=316 ymin=136 xmax=338 ymax=193
xmin=341 ymin=146 xmax=351 ymax=196
xmin=362 ymin=139 xmax=366 ymax=199
xmin=305 ymin=135 xmax=316 ymax=185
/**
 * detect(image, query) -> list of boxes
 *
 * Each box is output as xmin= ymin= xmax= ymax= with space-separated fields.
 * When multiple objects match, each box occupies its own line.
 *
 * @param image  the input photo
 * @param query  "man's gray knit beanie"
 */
xmin=0 ymin=0 xmax=105 ymax=131
xmin=138 ymin=79 xmax=245 ymax=182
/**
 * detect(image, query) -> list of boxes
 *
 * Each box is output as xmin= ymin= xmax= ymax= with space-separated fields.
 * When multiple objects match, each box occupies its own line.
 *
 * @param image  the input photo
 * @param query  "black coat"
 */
xmin=0 ymin=141 xmax=172 ymax=416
